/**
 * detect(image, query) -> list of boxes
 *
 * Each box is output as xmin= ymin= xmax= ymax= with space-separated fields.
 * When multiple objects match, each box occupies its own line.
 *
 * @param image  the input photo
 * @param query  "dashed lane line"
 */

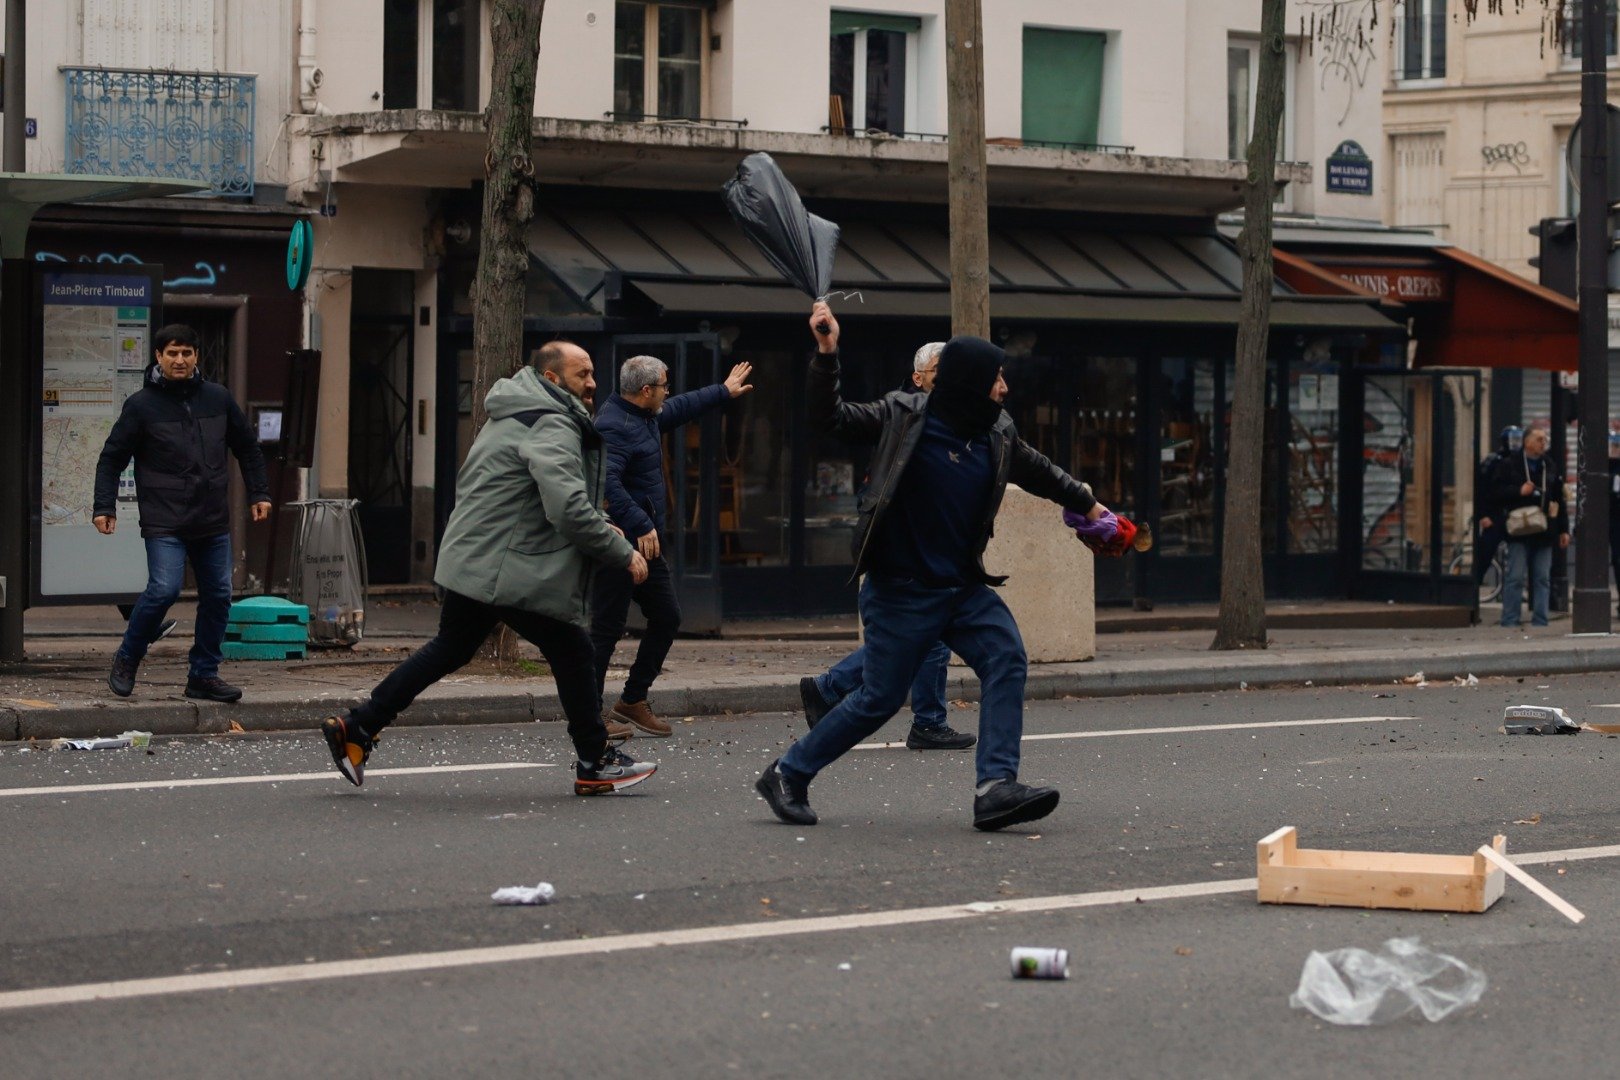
xmin=853 ymin=715 xmax=1414 ymax=750
xmin=0 ymin=761 xmax=557 ymax=798
xmin=2 ymin=839 xmax=1615 ymax=1014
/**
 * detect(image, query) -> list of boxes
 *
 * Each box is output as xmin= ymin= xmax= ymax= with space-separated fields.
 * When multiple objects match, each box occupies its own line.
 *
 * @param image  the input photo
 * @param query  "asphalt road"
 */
xmin=4 ymin=673 xmax=1620 ymax=1078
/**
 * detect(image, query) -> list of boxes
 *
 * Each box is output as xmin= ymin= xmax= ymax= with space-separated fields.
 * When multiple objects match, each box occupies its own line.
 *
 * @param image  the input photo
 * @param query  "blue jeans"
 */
xmin=817 ymin=640 xmax=951 ymax=729
xmin=1501 ymin=540 xmax=1553 ymax=627
xmin=119 ymin=533 xmax=233 ymax=677
xmin=781 ymin=574 xmax=1028 ymax=787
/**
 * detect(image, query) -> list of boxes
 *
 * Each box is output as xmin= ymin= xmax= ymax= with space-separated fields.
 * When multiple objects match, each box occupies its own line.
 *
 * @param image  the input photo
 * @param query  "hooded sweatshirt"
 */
xmin=434 ymin=367 xmax=634 ymax=627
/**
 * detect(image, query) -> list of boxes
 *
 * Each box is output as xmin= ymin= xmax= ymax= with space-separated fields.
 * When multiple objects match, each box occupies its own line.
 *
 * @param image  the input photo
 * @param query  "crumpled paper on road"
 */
xmin=491 ymin=882 xmax=556 ymax=906
xmin=49 ymin=731 xmax=153 ymax=751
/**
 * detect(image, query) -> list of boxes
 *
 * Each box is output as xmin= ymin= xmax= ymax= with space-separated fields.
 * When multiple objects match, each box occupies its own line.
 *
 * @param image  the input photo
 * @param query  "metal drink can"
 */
xmin=1010 ymin=947 xmax=1070 ymax=979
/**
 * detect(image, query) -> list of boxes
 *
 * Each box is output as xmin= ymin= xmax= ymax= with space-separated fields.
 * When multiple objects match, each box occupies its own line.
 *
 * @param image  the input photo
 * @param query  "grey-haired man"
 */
xmin=799 ymin=342 xmax=974 ymax=751
xmin=591 ymin=355 xmax=754 ymax=737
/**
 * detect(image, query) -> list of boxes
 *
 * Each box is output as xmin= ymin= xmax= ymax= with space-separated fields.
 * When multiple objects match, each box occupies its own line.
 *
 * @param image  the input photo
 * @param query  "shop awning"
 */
xmin=533 ymin=204 xmax=1397 ymax=331
xmin=1279 ymin=242 xmax=1578 ymax=371
xmin=628 ymin=278 xmax=1400 ymax=330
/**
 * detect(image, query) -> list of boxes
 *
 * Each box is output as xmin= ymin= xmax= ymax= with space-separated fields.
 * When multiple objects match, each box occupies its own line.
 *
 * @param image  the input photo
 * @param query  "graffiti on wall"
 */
xmin=1480 ymin=141 xmax=1532 ymax=172
xmin=34 ymin=250 xmax=225 ymax=289
xmin=1301 ymin=0 xmax=1380 ymax=126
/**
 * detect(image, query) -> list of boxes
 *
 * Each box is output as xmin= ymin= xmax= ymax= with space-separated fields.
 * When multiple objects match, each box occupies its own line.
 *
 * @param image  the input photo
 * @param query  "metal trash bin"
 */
xmin=286 ymin=499 xmax=368 ymax=647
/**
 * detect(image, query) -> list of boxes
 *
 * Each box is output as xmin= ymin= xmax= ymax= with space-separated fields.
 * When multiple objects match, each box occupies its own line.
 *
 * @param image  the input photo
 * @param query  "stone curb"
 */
xmin=6 ymin=644 xmax=1620 ymax=741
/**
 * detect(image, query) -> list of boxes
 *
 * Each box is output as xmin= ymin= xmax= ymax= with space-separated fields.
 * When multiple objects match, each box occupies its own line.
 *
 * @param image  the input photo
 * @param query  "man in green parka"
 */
xmin=320 ymin=341 xmax=658 ymax=795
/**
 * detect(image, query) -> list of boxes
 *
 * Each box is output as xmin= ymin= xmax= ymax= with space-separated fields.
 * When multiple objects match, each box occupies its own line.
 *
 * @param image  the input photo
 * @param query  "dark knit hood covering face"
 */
xmin=929 ymin=335 xmax=1005 ymax=438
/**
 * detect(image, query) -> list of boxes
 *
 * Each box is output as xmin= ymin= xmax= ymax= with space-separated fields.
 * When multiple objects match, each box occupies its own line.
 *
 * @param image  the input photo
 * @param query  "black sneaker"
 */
xmin=574 ymin=746 xmax=657 ymax=795
xmin=185 ymin=675 xmax=243 ymax=703
xmin=321 ymin=715 xmax=377 ymax=787
xmin=800 ymin=677 xmax=833 ymax=729
xmin=155 ymin=619 xmax=179 ymax=641
xmin=108 ymin=652 xmax=139 ymax=697
xmin=755 ymin=759 xmax=817 ymax=825
xmin=973 ymin=779 xmax=1060 ymax=832
xmin=906 ymin=723 xmax=977 ymax=750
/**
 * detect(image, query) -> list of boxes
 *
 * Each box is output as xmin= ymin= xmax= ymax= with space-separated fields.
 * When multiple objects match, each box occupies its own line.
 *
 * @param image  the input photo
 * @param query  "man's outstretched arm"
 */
xmin=806 ymin=301 xmax=890 ymax=445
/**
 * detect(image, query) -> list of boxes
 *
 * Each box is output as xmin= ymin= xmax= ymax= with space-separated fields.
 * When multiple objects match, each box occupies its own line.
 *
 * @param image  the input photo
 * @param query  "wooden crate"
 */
xmin=1257 ymin=826 xmax=1507 ymax=914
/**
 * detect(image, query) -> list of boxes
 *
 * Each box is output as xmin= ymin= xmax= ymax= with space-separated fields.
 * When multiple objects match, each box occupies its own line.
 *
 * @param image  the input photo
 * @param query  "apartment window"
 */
xmin=432 ymin=0 xmax=482 ymax=111
xmin=1022 ymin=27 xmax=1105 ymax=147
xmin=1565 ymin=0 xmax=1619 ymax=59
xmin=1226 ymin=39 xmax=1294 ymax=161
xmin=615 ymin=1 xmax=707 ymax=120
xmin=829 ymin=11 xmax=920 ymax=134
xmin=1397 ymin=0 xmax=1446 ymax=81
xmin=383 ymin=0 xmax=420 ymax=109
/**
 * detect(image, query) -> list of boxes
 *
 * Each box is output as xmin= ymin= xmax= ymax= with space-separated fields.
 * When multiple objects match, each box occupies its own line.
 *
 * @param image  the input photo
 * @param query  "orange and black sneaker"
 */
xmin=574 ymin=746 xmax=656 ymax=796
xmin=321 ymin=715 xmax=376 ymax=787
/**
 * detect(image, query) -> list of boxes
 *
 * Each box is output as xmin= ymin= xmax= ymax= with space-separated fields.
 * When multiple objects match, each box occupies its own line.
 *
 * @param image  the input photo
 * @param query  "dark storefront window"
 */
xmin=1159 ymin=358 xmax=1217 ymax=557
xmin=1288 ymin=367 xmax=1339 ymax=553
xmin=1071 ymin=357 xmax=1137 ymax=515
xmin=730 ymin=346 xmax=793 ymax=567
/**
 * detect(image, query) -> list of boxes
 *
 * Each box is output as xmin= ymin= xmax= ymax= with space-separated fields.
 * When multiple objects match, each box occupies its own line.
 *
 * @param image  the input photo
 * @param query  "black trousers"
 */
xmin=590 ymin=554 xmax=680 ymax=707
xmin=350 ymin=589 xmax=607 ymax=763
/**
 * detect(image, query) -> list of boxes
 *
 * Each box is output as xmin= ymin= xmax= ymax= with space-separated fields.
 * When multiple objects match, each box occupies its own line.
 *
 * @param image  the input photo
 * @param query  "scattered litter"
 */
xmin=227 ymin=720 xmax=246 ymax=734
xmin=491 ymin=882 xmax=556 ymax=906
xmin=1239 ymin=681 xmax=1249 ymax=691
xmin=964 ymin=901 xmax=1007 ymax=914
xmin=1010 ymin=947 xmax=1069 ymax=980
xmin=1511 ymin=813 xmax=1542 ymax=826
xmin=1475 ymin=845 xmax=1585 ymax=924
xmin=1372 ymin=693 xmax=1396 ymax=699
xmin=49 ymin=730 xmax=152 ymax=751
xmin=1174 ymin=946 xmax=1194 ymax=957
xmin=1401 ymin=671 xmax=1427 ymax=687
xmin=836 ymin=962 xmax=852 ymax=971
xmin=1289 ymin=937 xmax=1486 ymax=1025
xmin=1501 ymin=705 xmax=1580 ymax=736
xmin=1453 ymin=674 xmax=1480 ymax=688
xmin=632 ymin=893 xmax=646 ymax=901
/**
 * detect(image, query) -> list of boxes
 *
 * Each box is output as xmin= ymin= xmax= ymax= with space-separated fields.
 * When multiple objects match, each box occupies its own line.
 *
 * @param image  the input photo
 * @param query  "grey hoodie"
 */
xmin=433 ymin=367 xmax=634 ymax=627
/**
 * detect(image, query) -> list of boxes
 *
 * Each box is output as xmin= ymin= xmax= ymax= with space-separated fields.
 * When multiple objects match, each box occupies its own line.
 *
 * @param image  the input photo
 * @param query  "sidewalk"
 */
xmin=4 ymin=598 xmax=1618 ymax=741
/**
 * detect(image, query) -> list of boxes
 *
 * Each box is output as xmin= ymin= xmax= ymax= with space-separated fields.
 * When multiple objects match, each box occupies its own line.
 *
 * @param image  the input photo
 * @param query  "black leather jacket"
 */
xmin=809 ymin=350 xmax=1097 ymax=585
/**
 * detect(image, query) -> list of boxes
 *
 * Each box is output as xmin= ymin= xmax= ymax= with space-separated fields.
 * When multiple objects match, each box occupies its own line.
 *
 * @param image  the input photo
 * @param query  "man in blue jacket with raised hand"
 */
xmin=591 ymin=354 xmax=754 ymax=738
xmin=93 ymin=324 xmax=271 ymax=703
xmin=756 ymin=302 xmax=1108 ymax=832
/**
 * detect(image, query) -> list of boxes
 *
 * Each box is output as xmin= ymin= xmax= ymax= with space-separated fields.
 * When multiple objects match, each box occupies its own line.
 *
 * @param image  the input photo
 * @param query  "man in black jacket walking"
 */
xmin=93 ymin=324 xmax=271 ymax=701
xmin=756 ymin=303 xmax=1108 ymax=832
xmin=590 ymin=354 xmax=753 ymax=738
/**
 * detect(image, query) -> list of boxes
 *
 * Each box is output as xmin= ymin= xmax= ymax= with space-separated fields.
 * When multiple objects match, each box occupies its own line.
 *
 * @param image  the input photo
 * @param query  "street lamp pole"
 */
xmin=0 ymin=0 xmax=24 ymax=661
xmin=1573 ymin=0 xmax=1611 ymax=634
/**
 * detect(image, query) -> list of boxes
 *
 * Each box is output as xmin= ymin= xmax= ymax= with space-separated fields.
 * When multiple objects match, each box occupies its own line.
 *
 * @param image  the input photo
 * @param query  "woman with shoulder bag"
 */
xmin=1489 ymin=426 xmax=1568 ymax=628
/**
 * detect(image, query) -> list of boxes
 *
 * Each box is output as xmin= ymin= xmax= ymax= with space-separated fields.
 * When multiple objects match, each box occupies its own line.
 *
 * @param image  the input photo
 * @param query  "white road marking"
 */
xmin=3 ymin=838 xmax=1614 ymax=1014
xmin=0 ymin=762 xmax=556 ymax=798
xmin=853 ymin=715 xmax=1413 ymax=750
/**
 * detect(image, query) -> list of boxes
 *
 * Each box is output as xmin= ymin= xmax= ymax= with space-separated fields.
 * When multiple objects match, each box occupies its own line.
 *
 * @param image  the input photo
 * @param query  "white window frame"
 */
xmin=624 ymin=2 xmax=710 ymax=119
xmin=1227 ymin=37 xmax=1295 ymax=163
xmin=839 ymin=26 xmax=919 ymax=135
xmin=1394 ymin=0 xmax=1446 ymax=86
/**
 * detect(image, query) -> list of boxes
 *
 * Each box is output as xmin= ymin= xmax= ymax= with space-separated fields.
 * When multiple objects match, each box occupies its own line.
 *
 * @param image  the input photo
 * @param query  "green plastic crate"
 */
xmin=226 ymin=596 xmax=310 ymax=626
xmin=222 ymin=641 xmax=306 ymax=661
xmin=226 ymin=623 xmax=310 ymax=644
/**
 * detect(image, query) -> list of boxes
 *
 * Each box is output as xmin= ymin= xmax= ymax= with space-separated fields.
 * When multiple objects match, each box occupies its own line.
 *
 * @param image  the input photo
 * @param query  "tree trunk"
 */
xmin=473 ymin=0 xmax=546 ymax=662
xmin=1212 ymin=0 xmax=1285 ymax=652
xmin=944 ymin=0 xmax=990 ymax=338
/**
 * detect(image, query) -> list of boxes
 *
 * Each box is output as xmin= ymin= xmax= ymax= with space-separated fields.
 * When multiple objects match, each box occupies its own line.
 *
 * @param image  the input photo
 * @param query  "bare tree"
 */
xmin=471 ymin=0 xmax=546 ymax=430
xmin=1213 ymin=0 xmax=1287 ymax=651
xmin=472 ymin=0 xmax=546 ymax=662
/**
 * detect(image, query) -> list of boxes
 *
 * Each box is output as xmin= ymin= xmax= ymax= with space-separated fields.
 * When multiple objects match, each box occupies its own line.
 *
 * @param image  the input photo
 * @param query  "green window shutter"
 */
xmin=830 ymin=10 xmax=922 ymax=35
xmin=1021 ymin=27 xmax=1105 ymax=146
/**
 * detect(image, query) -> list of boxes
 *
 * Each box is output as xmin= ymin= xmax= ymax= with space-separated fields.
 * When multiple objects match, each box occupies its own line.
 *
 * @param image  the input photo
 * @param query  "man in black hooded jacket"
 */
xmin=93 ymin=324 xmax=271 ymax=702
xmin=756 ymin=302 xmax=1107 ymax=832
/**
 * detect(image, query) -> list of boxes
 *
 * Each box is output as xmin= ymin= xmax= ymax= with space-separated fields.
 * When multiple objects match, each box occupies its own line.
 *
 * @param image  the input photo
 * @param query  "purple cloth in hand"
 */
xmin=1064 ymin=507 xmax=1117 ymax=544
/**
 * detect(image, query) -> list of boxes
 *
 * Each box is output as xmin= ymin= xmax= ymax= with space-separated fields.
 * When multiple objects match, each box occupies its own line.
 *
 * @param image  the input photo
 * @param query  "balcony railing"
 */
xmin=63 ymin=67 xmax=255 ymax=196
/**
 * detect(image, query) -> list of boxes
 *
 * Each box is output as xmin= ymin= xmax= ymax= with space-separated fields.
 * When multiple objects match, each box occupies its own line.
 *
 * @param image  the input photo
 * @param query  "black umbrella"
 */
xmin=722 ymin=152 xmax=841 ymax=322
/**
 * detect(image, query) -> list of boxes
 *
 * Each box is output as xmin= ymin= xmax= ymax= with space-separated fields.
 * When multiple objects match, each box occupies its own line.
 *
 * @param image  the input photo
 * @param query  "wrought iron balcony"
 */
xmin=63 ymin=67 xmax=256 ymax=196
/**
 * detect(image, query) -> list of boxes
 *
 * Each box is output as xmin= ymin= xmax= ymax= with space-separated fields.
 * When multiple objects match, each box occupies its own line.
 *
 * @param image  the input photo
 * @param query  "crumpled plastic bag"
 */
xmin=1062 ymin=507 xmax=1137 ymax=557
xmin=491 ymin=882 xmax=556 ymax=906
xmin=1289 ymin=937 xmax=1486 ymax=1025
